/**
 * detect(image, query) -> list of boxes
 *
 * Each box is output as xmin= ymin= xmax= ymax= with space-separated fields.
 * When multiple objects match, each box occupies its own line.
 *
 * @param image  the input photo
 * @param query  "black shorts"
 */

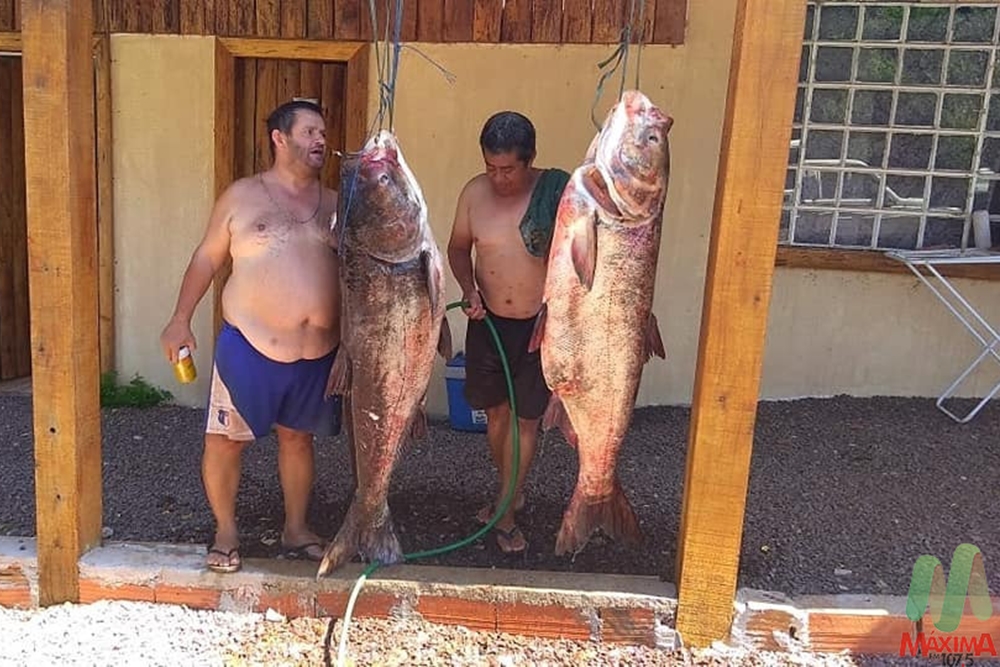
xmin=463 ymin=309 xmax=551 ymax=421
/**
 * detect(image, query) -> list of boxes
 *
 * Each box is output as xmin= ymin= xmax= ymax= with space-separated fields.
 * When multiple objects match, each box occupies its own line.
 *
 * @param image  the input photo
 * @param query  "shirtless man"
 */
xmin=447 ymin=111 xmax=569 ymax=553
xmin=160 ymin=100 xmax=341 ymax=573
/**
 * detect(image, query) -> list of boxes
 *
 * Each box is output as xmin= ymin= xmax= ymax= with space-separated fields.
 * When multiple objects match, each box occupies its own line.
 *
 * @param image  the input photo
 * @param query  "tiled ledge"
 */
xmin=4 ymin=536 xmax=995 ymax=658
xmin=1 ymin=537 xmax=677 ymax=647
xmin=734 ymin=589 xmax=915 ymax=655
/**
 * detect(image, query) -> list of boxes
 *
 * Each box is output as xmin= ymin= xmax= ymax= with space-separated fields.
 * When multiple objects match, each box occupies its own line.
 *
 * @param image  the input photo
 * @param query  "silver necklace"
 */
xmin=259 ymin=173 xmax=322 ymax=224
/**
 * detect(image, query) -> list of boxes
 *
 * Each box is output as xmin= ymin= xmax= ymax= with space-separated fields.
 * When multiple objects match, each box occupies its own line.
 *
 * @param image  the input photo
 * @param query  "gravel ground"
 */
xmin=2 ymin=393 xmax=999 ymax=597
xmin=0 ymin=599 xmax=928 ymax=666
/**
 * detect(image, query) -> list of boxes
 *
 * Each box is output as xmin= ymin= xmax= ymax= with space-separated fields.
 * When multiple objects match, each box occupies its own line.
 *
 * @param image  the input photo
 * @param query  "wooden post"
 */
xmin=674 ymin=0 xmax=806 ymax=646
xmin=95 ymin=35 xmax=115 ymax=374
xmin=21 ymin=0 xmax=102 ymax=604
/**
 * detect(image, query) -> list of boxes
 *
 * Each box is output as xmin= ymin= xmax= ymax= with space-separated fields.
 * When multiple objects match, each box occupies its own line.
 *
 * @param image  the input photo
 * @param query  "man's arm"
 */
xmin=159 ymin=183 xmax=239 ymax=362
xmin=447 ymin=181 xmax=484 ymax=319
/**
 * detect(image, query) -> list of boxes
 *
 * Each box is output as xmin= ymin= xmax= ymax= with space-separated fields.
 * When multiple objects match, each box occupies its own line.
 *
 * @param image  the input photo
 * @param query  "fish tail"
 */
xmin=359 ymin=501 xmax=403 ymax=566
xmin=554 ymin=480 xmax=642 ymax=557
xmin=316 ymin=499 xmax=403 ymax=578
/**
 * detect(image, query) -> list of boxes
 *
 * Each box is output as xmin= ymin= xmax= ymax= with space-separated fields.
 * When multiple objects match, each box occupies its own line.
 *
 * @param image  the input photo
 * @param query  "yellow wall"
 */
xmin=763 ymin=268 xmax=1000 ymax=400
xmin=110 ymin=1 xmax=1000 ymax=418
xmin=112 ymin=35 xmax=218 ymax=406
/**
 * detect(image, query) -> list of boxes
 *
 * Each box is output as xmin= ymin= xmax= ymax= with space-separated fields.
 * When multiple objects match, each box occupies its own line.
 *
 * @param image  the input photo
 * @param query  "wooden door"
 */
xmin=0 ymin=56 xmax=31 ymax=380
xmin=234 ymin=57 xmax=347 ymax=189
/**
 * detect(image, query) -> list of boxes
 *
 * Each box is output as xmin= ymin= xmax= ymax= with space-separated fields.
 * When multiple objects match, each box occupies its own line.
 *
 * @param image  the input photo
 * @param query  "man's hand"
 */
xmin=463 ymin=291 xmax=486 ymax=320
xmin=160 ymin=319 xmax=196 ymax=364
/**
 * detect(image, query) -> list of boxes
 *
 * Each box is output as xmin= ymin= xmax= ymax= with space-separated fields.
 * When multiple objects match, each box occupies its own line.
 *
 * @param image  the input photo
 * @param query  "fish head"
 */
xmin=338 ymin=130 xmax=427 ymax=262
xmin=596 ymin=90 xmax=673 ymax=220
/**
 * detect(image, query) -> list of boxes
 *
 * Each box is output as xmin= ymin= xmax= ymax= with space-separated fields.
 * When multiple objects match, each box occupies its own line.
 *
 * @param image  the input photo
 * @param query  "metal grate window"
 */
xmin=782 ymin=3 xmax=1000 ymax=251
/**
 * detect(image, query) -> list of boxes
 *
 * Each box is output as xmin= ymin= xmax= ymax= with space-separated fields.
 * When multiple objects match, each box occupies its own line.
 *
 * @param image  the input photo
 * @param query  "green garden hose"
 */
xmin=337 ymin=299 xmax=522 ymax=666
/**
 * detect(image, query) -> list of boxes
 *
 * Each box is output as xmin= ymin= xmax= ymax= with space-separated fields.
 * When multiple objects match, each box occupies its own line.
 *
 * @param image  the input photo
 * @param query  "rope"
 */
xmin=337 ymin=0 xmax=455 ymax=229
xmin=590 ymin=0 xmax=647 ymax=130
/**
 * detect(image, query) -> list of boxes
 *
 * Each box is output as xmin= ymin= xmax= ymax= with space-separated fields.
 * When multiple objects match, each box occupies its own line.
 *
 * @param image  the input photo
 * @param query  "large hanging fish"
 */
xmin=318 ymin=130 xmax=451 ymax=576
xmin=530 ymin=90 xmax=672 ymax=556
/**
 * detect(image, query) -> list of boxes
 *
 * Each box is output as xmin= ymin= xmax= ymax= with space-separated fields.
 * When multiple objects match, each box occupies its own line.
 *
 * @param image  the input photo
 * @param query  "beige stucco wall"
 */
xmin=110 ymin=0 xmax=1000 ymax=418
xmin=763 ymin=268 xmax=1000 ymax=400
xmin=112 ymin=35 xmax=218 ymax=407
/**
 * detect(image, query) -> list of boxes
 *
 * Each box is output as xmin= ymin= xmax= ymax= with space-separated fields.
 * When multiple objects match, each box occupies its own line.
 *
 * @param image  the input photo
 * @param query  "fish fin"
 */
xmin=645 ymin=312 xmax=666 ymax=362
xmin=527 ymin=303 xmax=547 ymax=353
xmin=326 ymin=350 xmax=351 ymax=399
xmin=542 ymin=393 xmax=578 ymax=448
xmin=554 ymin=480 xmax=642 ymax=557
xmin=570 ymin=210 xmax=598 ymax=291
xmin=437 ymin=317 xmax=453 ymax=360
xmin=317 ymin=499 xmax=403 ymax=579
xmin=422 ymin=249 xmax=443 ymax=314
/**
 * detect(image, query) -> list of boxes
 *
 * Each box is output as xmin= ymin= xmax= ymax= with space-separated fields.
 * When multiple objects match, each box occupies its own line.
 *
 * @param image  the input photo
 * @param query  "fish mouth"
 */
xmin=368 ymin=143 xmax=399 ymax=167
xmin=363 ymin=130 xmax=401 ymax=163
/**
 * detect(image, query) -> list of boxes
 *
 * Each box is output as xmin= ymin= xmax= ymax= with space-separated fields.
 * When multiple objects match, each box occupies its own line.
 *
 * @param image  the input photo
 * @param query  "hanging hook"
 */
xmin=589 ymin=0 xmax=643 ymax=130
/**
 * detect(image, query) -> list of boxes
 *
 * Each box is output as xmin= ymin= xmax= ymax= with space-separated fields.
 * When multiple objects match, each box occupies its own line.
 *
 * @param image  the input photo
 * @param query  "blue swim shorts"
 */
xmin=205 ymin=321 xmax=342 ymax=441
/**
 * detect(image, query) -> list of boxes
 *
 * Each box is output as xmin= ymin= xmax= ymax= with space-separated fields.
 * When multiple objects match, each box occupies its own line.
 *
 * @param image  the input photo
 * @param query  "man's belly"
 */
xmin=475 ymin=253 xmax=546 ymax=320
xmin=221 ymin=273 xmax=339 ymax=362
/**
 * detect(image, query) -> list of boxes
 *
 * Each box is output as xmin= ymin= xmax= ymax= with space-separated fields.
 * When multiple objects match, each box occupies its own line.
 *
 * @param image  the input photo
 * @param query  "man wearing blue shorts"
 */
xmin=160 ymin=100 xmax=342 ymax=573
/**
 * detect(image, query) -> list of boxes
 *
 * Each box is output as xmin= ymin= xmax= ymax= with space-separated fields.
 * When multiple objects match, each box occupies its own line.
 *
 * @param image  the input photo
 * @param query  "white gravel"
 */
xmin=0 ymin=600 xmax=259 ymax=667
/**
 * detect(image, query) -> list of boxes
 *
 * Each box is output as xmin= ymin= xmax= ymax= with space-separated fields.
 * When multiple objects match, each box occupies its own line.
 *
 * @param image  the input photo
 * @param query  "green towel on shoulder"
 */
xmin=520 ymin=168 xmax=571 ymax=258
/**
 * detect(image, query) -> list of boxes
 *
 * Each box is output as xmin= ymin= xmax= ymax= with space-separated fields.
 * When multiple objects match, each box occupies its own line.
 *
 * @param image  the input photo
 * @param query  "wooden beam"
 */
xmin=218 ymin=37 xmax=363 ymax=61
xmin=0 ymin=33 xmax=109 ymax=54
xmin=0 ymin=58 xmax=16 ymax=381
xmin=94 ymin=36 xmax=115 ymax=374
xmin=344 ymin=44 xmax=369 ymax=151
xmin=9 ymin=56 xmax=30 ymax=379
xmin=0 ymin=30 xmax=19 ymax=51
xmin=775 ymin=246 xmax=1000 ymax=282
xmin=212 ymin=38 xmax=235 ymax=340
xmin=675 ymin=0 xmax=806 ymax=647
xmin=21 ymin=0 xmax=102 ymax=605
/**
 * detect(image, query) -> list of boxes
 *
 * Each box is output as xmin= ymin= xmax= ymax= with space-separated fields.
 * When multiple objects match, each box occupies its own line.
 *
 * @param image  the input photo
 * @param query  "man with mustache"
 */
xmin=160 ymin=100 xmax=342 ymax=573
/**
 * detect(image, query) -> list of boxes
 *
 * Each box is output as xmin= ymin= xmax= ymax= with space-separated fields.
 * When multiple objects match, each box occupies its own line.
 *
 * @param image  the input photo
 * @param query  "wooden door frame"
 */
xmin=0 ymin=31 xmax=115 ymax=374
xmin=212 ymin=37 xmax=369 ymax=338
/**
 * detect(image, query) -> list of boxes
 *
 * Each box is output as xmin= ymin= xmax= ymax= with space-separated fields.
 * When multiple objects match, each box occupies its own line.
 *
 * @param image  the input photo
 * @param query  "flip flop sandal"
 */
xmin=206 ymin=545 xmax=241 ymax=573
xmin=279 ymin=541 xmax=325 ymax=562
xmin=493 ymin=525 xmax=527 ymax=554
xmin=476 ymin=497 xmax=526 ymax=524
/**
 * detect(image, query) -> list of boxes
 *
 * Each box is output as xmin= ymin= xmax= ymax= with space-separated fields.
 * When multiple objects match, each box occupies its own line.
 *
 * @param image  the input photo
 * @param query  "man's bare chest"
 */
xmin=232 ymin=207 xmax=332 ymax=255
xmin=470 ymin=200 xmax=531 ymax=248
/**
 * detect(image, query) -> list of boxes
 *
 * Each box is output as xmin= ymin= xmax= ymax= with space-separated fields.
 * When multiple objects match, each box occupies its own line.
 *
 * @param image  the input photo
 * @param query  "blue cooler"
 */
xmin=445 ymin=353 xmax=488 ymax=432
